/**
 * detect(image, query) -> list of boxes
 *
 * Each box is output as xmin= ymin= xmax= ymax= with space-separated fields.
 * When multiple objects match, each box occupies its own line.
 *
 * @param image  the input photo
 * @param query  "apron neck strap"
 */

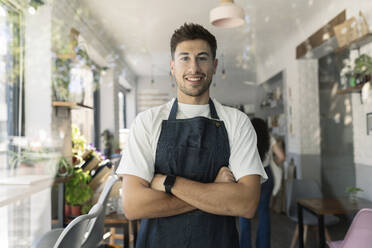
xmin=168 ymin=98 xmax=220 ymax=120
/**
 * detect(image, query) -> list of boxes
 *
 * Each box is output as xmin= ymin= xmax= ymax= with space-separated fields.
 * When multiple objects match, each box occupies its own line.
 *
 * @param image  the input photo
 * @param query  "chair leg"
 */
xmin=314 ymin=225 xmax=319 ymax=243
xmin=109 ymin=227 xmax=116 ymax=245
xmin=325 ymin=228 xmax=332 ymax=242
xmin=290 ymin=224 xmax=299 ymax=248
xmin=303 ymin=225 xmax=309 ymax=248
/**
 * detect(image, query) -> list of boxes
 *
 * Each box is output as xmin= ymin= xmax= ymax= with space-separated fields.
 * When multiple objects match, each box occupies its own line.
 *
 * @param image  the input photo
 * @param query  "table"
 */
xmin=0 ymin=175 xmax=70 ymax=228
xmin=0 ymin=174 xmax=71 ymax=246
xmin=297 ymin=197 xmax=372 ymax=248
xmin=104 ymin=213 xmax=138 ymax=248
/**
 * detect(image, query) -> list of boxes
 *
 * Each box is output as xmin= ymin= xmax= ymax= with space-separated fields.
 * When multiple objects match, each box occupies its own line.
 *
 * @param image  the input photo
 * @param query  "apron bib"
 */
xmin=136 ymin=99 xmax=239 ymax=248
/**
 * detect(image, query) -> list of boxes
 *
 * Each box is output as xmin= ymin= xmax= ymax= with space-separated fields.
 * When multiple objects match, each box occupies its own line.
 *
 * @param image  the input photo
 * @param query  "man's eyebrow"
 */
xmin=197 ymin=52 xmax=210 ymax=57
xmin=177 ymin=52 xmax=189 ymax=57
xmin=176 ymin=51 xmax=210 ymax=57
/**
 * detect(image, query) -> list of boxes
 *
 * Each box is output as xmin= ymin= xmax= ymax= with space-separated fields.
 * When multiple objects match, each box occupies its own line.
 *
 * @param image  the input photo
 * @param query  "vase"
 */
xmin=70 ymin=205 xmax=82 ymax=217
xmin=349 ymin=193 xmax=357 ymax=204
xmin=64 ymin=204 xmax=71 ymax=217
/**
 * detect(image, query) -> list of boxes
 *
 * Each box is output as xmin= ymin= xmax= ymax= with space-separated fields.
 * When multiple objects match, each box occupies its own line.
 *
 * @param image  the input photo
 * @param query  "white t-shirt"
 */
xmin=262 ymin=136 xmax=277 ymax=168
xmin=117 ymin=98 xmax=267 ymax=183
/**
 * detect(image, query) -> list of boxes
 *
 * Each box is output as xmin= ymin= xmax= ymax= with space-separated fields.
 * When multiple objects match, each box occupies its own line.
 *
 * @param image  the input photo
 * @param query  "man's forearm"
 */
xmin=122 ymin=178 xmax=196 ymax=220
xmin=171 ymin=176 xmax=260 ymax=218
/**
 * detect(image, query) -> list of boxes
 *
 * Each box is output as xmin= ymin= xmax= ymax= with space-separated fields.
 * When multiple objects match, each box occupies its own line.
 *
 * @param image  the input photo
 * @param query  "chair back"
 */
xmin=341 ymin=208 xmax=372 ymax=248
xmin=81 ymin=174 xmax=120 ymax=248
xmin=286 ymin=179 xmax=322 ymax=218
xmin=52 ymin=204 xmax=103 ymax=248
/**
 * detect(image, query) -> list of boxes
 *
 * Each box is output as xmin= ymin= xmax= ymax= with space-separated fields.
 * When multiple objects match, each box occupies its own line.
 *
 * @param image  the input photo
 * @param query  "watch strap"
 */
xmin=164 ymin=175 xmax=176 ymax=194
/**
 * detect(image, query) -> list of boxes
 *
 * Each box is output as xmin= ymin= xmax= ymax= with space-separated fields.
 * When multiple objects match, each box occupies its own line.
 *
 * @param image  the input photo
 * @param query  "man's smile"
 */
xmin=184 ymin=74 xmax=205 ymax=84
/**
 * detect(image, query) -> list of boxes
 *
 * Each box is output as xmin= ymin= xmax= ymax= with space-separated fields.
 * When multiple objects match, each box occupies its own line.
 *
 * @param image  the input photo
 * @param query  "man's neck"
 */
xmin=177 ymin=91 xmax=210 ymax=105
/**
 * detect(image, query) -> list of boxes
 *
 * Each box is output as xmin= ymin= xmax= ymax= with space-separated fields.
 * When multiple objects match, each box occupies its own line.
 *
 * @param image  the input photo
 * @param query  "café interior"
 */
xmin=1 ymin=0 xmax=372 ymax=247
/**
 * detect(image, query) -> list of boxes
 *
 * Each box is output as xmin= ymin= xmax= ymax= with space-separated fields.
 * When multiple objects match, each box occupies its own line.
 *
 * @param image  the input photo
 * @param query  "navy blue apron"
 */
xmin=136 ymin=98 xmax=239 ymax=248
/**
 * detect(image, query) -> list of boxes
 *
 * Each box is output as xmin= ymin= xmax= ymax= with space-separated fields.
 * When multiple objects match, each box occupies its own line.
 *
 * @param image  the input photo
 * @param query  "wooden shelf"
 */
xmin=52 ymin=101 xmax=93 ymax=109
xmin=336 ymin=33 xmax=372 ymax=53
xmin=336 ymin=82 xmax=368 ymax=95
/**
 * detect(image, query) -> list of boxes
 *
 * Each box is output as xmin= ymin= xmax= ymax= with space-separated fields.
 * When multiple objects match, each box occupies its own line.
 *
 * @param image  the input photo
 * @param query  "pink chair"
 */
xmin=327 ymin=208 xmax=372 ymax=248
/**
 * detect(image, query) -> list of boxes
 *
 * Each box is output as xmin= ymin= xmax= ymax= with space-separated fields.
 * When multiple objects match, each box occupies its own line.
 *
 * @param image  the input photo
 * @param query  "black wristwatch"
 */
xmin=163 ymin=175 xmax=176 ymax=194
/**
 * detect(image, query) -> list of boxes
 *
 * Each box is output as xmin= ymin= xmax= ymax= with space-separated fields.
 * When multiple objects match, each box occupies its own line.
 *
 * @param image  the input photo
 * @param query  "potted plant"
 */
xmin=353 ymin=54 xmax=372 ymax=85
xmin=57 ymin=156 xmax=73 ymax=177
xmin=345 ymin=186 xmax=363 ymax=203
xmin=341 ymin=54 xmax=372 ymax=88
xmin=65 ymin=168 xmax=93 ymax=216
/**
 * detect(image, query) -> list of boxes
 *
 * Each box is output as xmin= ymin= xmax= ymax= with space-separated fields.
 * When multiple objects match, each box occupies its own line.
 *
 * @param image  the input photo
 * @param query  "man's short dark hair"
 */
xmin=170 ymin=23 xmax=217 ymax=60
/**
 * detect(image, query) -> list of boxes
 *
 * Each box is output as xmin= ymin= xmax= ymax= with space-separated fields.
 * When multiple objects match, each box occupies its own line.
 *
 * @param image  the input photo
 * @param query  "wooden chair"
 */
xmin=104 ymin=213 xmax=139 ymax=248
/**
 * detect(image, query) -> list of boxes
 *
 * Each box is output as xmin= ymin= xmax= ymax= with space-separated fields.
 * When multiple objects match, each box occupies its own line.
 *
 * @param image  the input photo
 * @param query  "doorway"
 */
xmin=318 ymin=51 xmax=355 ymax=197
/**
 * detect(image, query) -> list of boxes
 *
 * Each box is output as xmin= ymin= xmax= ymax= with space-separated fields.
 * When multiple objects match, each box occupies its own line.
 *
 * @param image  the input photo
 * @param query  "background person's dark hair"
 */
xmin=170 ymin=23 xmax=217 ymax=60
xmin=251 ymin=118 xmax=270 ymax=163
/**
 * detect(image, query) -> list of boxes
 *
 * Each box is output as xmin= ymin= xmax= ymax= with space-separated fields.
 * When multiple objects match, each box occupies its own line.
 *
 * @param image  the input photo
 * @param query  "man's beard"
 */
xmin=176 ymin=77 xmax=213 ymax=97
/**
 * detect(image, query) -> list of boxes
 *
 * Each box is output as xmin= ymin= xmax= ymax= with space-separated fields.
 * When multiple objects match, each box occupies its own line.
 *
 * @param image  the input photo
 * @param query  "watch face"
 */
xmin=164 ymin=175 xmax=176 ymax=194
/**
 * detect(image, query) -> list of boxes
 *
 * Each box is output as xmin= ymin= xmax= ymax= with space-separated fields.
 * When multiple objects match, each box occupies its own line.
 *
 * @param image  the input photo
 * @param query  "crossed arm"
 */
xmin=122 ymin=167 xmax=261 ymax=220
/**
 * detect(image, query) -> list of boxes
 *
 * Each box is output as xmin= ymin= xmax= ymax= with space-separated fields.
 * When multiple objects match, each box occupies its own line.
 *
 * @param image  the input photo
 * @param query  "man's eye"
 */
xmin=198 ymin=57 xmax=208 ymax=61
xmin=180 ymin=57 xmax=189 ymax=61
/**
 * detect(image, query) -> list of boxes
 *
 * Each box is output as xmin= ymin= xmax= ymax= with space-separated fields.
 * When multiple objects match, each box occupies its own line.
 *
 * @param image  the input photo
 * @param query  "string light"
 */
xmin=221 ymin=53 xmax=226 ymax=80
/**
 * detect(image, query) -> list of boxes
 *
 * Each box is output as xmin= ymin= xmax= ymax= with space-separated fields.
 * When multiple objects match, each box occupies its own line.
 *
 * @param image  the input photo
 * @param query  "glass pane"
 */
xmin=118 ymin=91 xmax=125 ymax=129
xmin=0 ymin=3 xmax=9 ymax=160
xmin=71 ymin=65 xmax=94 ymax=145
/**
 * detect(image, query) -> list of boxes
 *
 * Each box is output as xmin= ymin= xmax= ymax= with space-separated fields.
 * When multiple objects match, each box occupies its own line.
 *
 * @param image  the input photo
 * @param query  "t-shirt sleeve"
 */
xmin=270 ymin=135 xmax=277 ymax=147
xmin=116 ymin=112 xmax=154 ymax=182
xmin=229 ymin=114 xmax=268 ymax=183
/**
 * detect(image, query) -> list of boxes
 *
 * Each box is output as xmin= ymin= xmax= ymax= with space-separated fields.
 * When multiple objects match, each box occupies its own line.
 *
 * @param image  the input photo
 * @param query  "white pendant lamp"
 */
xmin=210 ymin=0 xmax=245 ymax=28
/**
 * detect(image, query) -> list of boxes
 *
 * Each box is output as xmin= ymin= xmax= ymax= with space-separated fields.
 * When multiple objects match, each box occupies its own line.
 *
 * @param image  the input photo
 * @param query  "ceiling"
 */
xmin=79 ymin=0 xmax=332 ymax=82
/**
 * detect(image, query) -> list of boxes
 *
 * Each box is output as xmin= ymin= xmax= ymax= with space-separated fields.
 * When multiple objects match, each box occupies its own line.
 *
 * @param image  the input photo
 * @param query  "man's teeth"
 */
xmin=187 ymin=78 xmax=201 ymax=81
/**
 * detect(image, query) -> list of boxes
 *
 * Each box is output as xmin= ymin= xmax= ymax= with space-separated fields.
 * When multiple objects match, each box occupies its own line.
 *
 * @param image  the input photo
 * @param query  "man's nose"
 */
xmin=188 ymin=58 xmax=201 ymax=74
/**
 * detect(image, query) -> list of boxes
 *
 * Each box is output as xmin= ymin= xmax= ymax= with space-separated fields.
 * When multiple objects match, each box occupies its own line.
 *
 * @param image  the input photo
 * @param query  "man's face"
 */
xmin=170 ymin=39 xmax=218 ymax=99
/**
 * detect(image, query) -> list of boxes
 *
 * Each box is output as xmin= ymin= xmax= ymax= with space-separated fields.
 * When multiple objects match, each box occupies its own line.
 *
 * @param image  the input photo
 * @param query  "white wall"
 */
xmin=25 ymin=4 xmax=52 ymax=139
xmin=350 ymin=43 xmax=372 ymax=200
xmin=100 ymin=69 xmax=115 ymax=137
xmin=24 ymin=3 xmax=53 ymax=246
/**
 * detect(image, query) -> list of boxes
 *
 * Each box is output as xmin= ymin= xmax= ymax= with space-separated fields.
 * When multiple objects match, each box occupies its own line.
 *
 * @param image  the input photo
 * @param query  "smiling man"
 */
xmin=117 ymin=23 xmax=267 ymax=248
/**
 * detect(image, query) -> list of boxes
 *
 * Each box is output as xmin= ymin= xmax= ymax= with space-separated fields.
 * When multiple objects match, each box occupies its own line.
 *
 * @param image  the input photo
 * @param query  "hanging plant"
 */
xmin=52 ymin=56 xmax=72 ymax=101
xmin=353 ymin=54 xmax=372 ymax=84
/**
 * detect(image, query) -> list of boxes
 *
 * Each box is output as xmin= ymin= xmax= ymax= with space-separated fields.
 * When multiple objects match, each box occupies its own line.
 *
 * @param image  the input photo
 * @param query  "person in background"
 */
xmin=239 ymin=117 xmax=286 ymax=248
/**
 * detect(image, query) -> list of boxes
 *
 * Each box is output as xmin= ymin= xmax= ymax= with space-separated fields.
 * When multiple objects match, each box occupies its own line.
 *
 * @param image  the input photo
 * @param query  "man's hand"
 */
xmin=151 ymin=174 xmax=166 ymax=192
xmin=214 ymin=166 xmax=236 ymax=183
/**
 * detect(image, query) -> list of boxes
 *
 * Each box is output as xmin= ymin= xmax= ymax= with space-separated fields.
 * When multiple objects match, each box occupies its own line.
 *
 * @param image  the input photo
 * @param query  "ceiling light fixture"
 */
xmin=210 ymin=0 xmax=245 ymax=28
xmin=28 ymin=0 xmax=44 ymax=14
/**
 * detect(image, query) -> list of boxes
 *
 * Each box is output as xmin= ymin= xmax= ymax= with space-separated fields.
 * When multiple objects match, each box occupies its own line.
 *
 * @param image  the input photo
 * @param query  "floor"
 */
xmin=110 ymin=210 xmax=351 ymax=248
xmin=249 ymin=210 xmax=350 ymax=248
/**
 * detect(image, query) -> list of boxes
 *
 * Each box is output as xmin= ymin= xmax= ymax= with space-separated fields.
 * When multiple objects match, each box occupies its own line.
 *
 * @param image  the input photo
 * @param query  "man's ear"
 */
xmin=213 ymin=59 xmax=218 ymax=74
xmin=170 ymin=59 xmax=175 ymax=76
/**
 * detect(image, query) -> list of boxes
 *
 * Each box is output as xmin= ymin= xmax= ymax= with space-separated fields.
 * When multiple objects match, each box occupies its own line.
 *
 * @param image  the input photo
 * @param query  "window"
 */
xmin=0 ymin=1 xmax=24 ymax=170
xmin=118 ymin=90 xmax=126 ymax=129
xmin=70 ymin=63 xmax=94 ymax=145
